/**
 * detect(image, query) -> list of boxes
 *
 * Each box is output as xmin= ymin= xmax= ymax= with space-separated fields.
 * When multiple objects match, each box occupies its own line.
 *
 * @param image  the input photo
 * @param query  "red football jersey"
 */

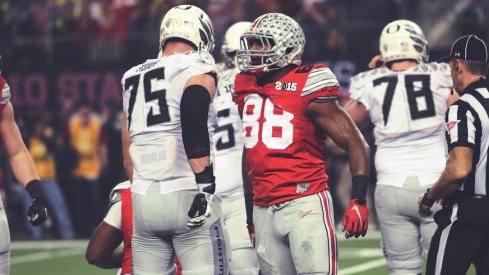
xmin=234 ymin=64 xmax=340 ymax=206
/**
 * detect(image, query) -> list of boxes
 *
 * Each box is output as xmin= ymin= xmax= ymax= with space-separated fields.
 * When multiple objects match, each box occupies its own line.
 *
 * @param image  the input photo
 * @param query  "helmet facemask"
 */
xmin=236 ymin=13 xmax=305 ymax=72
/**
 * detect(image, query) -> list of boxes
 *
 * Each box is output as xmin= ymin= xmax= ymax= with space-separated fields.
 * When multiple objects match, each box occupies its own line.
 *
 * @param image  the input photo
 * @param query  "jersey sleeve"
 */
xmin=349 ymin=71 xmax=372 ymax=110
xmin=433 ymin=63 xmax=453 ymax=99
xmin=0 ymin=76 xmax=12 ymax=105
xmin=103 ymin=200 xmax=122 ymax=230
xmin=299 ymin=65 xmax=339 ymax=112
xmin=445 ymin=101 xmax=476 ymax=151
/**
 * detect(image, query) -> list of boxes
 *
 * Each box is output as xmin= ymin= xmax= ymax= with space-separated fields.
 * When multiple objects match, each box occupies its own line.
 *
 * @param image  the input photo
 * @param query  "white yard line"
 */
xmin=11 ymin=248 xmax=83 ymax=265
xmin=341 ymin=258 xmax=387 ymax=274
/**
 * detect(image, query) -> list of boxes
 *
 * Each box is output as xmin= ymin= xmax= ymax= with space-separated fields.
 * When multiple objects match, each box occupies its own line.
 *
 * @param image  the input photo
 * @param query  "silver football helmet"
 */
xmin=236 ymin=13 xmax=305 ymax=72
xmin=379 ymin=19 xmax=428 ymax=64
xmin=221 ymin=21 xmax=252 ymax=67
xmin=159 ymin=5 xmax=214 ymax=53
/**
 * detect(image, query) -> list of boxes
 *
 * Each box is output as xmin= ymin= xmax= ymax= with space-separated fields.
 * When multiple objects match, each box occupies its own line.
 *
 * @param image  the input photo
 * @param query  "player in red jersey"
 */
xmin=234 ymin=13 xmax=371 ymax=274
xmin=86 ymin=181 xmax=181 ymax=275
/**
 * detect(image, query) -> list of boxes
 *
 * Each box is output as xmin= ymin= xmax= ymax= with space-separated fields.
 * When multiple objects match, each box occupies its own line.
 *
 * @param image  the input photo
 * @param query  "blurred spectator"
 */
xmin=458 ymin=0 xmax=488 ymax=40
xmin=99 ymin=100 xmax=127 ymax=205
xmin=64 ymin=102 xmax=104 ymax=238
xmin=22 ymin=113 xmax=74 ymax=239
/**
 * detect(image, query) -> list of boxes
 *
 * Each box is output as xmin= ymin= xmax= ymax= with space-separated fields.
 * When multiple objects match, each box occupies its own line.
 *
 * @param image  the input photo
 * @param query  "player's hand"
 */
xmin=247 ymin=223 xmax=256 ymax=247
xmin=187 ymin=184 xmax=215 ymax=228
xmin=342 ymin=199 xmax=368 ymax=239
xmin=27 ymin=198 xmax=48 ymax=226
xmin=368 ymin=54 xmax=383 ymax=69
xmin=418 ymin=189 xmax=435 ymax=218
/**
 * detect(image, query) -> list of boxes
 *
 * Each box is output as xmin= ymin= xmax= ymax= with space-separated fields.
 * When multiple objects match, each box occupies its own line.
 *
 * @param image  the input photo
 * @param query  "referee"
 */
xmin=418 ymin=34 xmax=489 ymax=275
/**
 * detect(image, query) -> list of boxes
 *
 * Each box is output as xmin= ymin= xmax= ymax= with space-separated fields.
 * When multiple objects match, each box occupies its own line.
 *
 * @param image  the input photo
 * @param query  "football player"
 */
xmin=0 ymin=68 xmax=49 ymax=275
xmin=346 ymin=19 xmax=459 ymax=275
xmin=234 ymin=13 xmax=371 ymax=274
xmin=121 ymin=5 xmax=228 ymax=274
xmin=86 ymin=181 xmax=179 ymax=275
xmin=212 ymin=21 xmax=260 ymax=275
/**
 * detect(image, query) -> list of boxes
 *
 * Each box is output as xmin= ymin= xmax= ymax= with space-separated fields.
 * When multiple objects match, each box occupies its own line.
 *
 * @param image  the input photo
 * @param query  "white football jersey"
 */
xmin=212 ymin=64 xmax=244 ymax=198
xmin=122 ymin=51 xmax=216 ymax=194
xmin=349 ymin=62 xmax=453 ymax=187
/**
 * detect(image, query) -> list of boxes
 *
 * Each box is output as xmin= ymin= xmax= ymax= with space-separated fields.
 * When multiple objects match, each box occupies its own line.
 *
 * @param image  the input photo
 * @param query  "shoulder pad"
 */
xmin=108 ymin=181 xmax=131 ymax=209
xmin=301 ymin=65 xmax=339 ymax=97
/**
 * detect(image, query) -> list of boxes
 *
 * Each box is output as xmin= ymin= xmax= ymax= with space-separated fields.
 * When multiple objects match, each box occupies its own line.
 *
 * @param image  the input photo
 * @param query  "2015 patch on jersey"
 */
xmin=275 ymin=81 xmax=298 ymax=91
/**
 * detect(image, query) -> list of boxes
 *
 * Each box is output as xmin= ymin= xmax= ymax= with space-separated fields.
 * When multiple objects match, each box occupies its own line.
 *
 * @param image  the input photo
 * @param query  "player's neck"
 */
xmin=161 ymin=42 xmax=196 ymax=56
xmin=388 ymin=60 xmax=418 ymax=71
xmin=257 ymin=65 xmax=297 ymax=86
xmin=462 ymin=74 xmax=485 ymax=91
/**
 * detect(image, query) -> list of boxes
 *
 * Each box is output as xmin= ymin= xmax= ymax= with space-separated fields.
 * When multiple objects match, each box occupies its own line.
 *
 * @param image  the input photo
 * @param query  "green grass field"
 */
xmin=9 ymin=234 xmax=476 ymax=275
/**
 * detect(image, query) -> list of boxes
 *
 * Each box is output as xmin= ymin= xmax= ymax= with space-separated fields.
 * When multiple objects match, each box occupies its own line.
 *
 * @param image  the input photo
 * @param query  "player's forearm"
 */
xmin=188 ymin=156 xmax=211 ymax=173
xmin=346 ymin=138 xmax=371 ymax=177
xmin=428 ymin=147 xmax=472 ymax=201
xmin=9 ymin=149 xmax=40 ymax=187
xmin=428 ymin=162 xmax=466 ymax=201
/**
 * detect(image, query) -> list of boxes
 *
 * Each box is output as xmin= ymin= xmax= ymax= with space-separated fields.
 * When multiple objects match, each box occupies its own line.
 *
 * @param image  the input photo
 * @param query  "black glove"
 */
xmin=187 ymin=165 xmax=215 ymax=228
xmin=25 ymin=180 xmax=49 ymax=226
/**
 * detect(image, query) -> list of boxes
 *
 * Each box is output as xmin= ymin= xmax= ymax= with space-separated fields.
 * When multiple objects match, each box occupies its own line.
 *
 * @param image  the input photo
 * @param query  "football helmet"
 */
xmin=159 ymin=5 xmax=215 ymax=53
xmin=221 ymin=21 xmax=252 ymax=67
xmin=236 ymin=13 xmax=305 ymax=72
xmin=379 ymin=19 xmax=428 ymax=64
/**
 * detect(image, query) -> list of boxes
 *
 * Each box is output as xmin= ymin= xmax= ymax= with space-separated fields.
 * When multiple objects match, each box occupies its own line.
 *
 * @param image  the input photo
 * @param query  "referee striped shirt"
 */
xmin=445 ymin=78 xmax=489 ymax=196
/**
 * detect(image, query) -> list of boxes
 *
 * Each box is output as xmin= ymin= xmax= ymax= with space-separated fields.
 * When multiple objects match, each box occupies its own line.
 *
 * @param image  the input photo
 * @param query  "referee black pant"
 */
xmin=426 ymin=202 xmax=489 ymax=275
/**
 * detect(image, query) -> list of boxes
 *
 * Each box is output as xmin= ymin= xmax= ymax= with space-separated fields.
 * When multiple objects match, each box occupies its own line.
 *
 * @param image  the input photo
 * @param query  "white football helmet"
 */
xmin=379 ymin=19 xmax=428 ymax=64
xmin=159 ymin=5 xmax=214 ymax=53
xmin=237 ymin=13 xmax=305 ymax=72
xmin=221 ymin=21 xmax=252 ymax=67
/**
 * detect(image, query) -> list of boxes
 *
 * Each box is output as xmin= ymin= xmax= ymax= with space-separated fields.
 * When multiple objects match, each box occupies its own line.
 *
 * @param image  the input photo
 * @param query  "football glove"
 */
xmin=187 ymin=165 xmax=215 ymax=229
xmin=25 ymin=180 xmax=49 ymax=226
xmin=342 ymin=198 xmax=368 ymax=239
xmin=187 ymin=190 xmax=214 ymax=228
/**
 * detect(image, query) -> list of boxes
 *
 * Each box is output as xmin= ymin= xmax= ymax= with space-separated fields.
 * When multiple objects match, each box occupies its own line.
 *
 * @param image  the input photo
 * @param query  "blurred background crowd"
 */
xmin=0 ymin=0 xmax=487 ymax=240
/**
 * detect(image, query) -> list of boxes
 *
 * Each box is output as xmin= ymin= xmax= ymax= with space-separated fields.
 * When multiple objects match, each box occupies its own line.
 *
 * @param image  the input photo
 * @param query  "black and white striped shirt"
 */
xmin=445 ymin=79 xmax=489 ymax=196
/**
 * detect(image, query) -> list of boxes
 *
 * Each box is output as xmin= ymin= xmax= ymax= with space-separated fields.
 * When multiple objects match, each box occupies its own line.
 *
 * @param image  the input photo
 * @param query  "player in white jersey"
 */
xmin=0 ymin=70 xmax=49 ymax=275
xmin=346 ymin=20 xmax=459 ymax=274
xmin=211 ymin=21 xmax=260 ymax=275
xmin=121 ymin=5 xmax=228 ymax=275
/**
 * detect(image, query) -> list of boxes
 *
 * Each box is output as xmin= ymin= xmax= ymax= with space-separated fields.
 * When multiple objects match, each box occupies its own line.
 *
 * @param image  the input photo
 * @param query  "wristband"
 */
xmin=25 ymin=179 xmax=44 ymax=199
xmin=194 ymin=164 xmax=216 ymax=194
xmin=351 ymin=175 xmax=369 ymax=201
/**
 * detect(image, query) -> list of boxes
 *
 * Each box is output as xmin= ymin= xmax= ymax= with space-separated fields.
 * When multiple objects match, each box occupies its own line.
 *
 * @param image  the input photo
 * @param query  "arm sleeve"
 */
xmin=103 ymin=201 xmax=122 ymax=230
xmin=445 ymin=102 xmax=477 ymax=151
xmin=180 ymin=85 xmax=212 ymax=159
